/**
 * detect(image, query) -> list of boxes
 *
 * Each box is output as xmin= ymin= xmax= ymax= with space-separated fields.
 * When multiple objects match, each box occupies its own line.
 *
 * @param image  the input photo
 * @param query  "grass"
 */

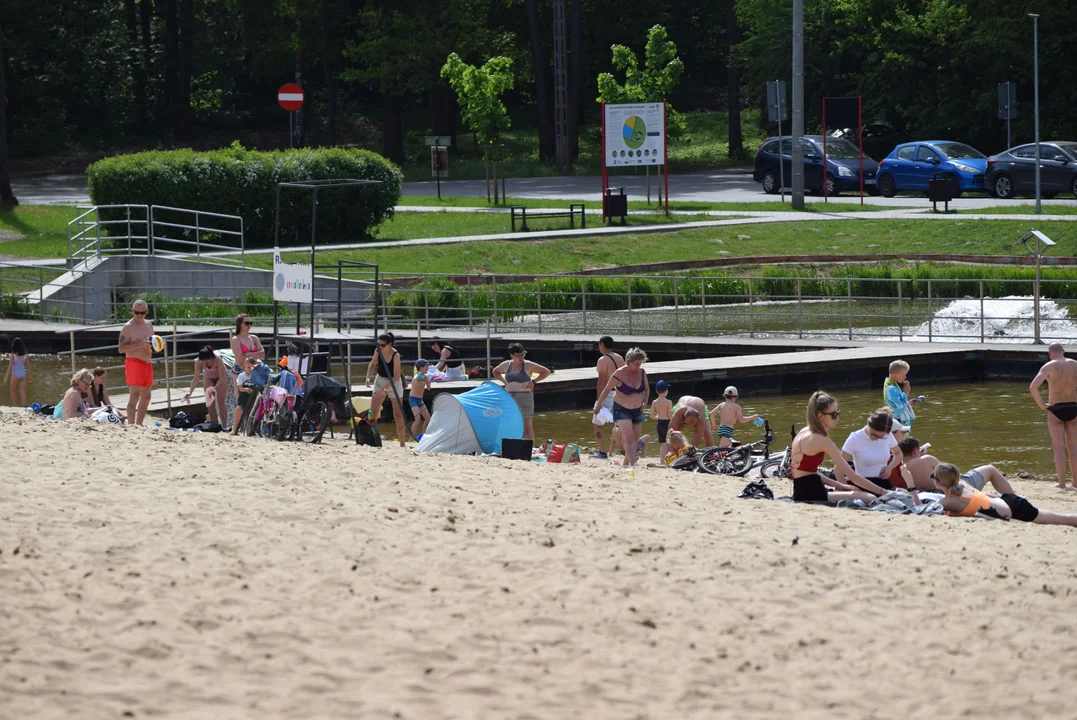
xmin=393 ymin=109 xmax=768 ymax=182
xmin=396 ymin=196 xmax=903 ymax=213
xmin=266 ymin=218 xmax=1077 ymax=276
xmin=0 ymin=205 xmax=80 ymax=258
xmin=962 ymin=204 xmax=1077 ymax=215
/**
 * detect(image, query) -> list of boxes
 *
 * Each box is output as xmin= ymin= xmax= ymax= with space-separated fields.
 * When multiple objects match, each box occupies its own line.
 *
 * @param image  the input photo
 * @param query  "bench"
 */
xmin=510 ymin=203 xmax=586 ymax=232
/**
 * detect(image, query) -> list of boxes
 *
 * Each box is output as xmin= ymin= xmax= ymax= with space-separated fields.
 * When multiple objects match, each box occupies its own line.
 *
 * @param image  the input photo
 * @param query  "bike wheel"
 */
xmin=300 ymin=401 xmax=329 ymax=444
xmin=759 ymin=457 xmax=787 ymax=479
xmin=698 ymin=447 xmax=753 ymax=476
xmin=669 ymin=452 xmax=701 ymax=471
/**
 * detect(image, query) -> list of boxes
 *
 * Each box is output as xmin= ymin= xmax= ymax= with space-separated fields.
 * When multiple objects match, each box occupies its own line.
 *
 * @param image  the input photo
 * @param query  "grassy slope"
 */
xmin=271 ymin=218 xmax=1077 ymax=276
xmin=0 ymin=205 xmax=81 ymax=258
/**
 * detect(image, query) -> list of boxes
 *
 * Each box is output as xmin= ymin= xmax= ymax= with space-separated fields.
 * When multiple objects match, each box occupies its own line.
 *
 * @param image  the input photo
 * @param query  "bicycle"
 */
xmin=759 ymin=424 xmax=799 ymax=479
xmin=697 ymin=420 xmax=774 ymax=477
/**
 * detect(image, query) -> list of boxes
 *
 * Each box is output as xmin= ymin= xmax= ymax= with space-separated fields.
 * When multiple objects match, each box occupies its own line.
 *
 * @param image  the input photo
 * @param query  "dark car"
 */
xmin=753 ymin=135 xmax=880 ymax=196
xmin=827 ymin=122 xmax=903 ymax=162
xmin=985 ymin=142 xmax=1077 ymax=199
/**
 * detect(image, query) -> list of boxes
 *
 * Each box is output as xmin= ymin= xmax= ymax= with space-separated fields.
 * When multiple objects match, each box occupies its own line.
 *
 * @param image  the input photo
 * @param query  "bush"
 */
xmin=87 ymin=143 xmax=403 ymax=250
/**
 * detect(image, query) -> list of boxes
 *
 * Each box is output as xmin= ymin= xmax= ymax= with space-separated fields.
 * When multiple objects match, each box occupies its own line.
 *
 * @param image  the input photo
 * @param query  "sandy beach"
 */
xmin=3 ymin=414 xmax=1077 ymax=719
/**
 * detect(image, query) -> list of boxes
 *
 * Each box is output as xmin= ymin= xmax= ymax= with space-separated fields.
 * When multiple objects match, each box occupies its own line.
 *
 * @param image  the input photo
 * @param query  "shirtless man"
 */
xmin=592 ymin=336 xmax=623 ymax=459
xmin=665 ymin=395 xmax=714 ymax=455
xmin=118 ymin=299 xmax=154 ymax=425
xmin=1029 ymin=343 xmax=1077 ymax=489
xmin=898 ymin=437 xmax=1013 ymax=495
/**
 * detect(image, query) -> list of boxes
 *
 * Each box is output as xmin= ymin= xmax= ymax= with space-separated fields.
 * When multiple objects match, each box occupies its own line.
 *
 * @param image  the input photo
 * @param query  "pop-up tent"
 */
xmin=417 ymin=382 xmax=523 ymax=455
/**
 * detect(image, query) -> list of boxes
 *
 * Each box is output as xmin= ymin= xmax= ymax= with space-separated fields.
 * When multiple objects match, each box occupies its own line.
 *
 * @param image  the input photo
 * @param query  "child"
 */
xmin=409 ymin=359 xmax=432 ymax=437
xmin=612 ymin=427 xmax=652 ymax=460
xmin=663 ymin=430 xmax=695 ymax=466
xmin=232 ymin=357 xmax=258 ymax=435
xmin=709 ymin=385 xmax=761 ymax=447
xmin=883 ymin=360 xmax=923 ymax=428
xmin=4 ymin=337 xmax=31 ymax=407
xmin=651 ymin=380 xmax=673 ymax=445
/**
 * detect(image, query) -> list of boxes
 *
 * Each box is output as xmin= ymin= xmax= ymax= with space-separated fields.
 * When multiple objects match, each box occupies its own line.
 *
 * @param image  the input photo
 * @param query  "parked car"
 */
xmin=753 ymin=136 xmax=880 ymax=196
xmin=876 ymin=141 xmax=988 ymax=198
xmin=984 ymin=142 xmax=1077 ymax=199
xmin=827 ymin=122 xmax=903 ymax=162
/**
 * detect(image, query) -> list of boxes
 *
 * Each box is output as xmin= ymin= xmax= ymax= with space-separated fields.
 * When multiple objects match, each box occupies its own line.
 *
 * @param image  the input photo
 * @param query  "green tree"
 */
xmin=596 ymin=24 xmax=686 ymax=138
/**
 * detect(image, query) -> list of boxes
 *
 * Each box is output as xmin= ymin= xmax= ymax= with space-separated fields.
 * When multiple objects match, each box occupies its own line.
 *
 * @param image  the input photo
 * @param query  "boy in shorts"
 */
xmin=710 ymin=386 xmax=760 ymax=447
xmin=409 ymin=359 xmax=432 ymax=437
xmin=651 ymin=380 xmax=673 ymax=445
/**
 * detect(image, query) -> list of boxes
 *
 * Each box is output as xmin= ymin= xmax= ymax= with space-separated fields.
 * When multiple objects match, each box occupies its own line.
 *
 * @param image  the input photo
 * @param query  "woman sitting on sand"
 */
xmin=840 ymin=409 xmax=901 ymax=496
xmin=60 ymin=369 xmax=94 ymax=420
xmin=935 ymin=462 xmax=1077 ymax=526
xmin=790 ymin=391 xmax=879 ymax=505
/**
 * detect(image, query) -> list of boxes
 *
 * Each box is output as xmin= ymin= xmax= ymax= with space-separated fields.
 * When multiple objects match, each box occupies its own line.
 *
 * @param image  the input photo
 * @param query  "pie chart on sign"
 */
xmin=623 ymin=116 xmax=647 ymax=149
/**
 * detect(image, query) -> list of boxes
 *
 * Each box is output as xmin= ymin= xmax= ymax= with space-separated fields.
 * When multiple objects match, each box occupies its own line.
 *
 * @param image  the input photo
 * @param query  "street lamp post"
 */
xmin=1030 ymin=13 xmax=1041 ymax=215
xmin=1009 ymin=230 xmax=1055 ymax=344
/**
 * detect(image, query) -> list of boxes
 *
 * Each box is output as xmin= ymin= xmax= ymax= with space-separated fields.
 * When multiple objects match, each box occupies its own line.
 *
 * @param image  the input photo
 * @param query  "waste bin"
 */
xmin=928 ymin=172 xmax=954 ymax=212
xmin=603 ymin=186 xmax=628 ymax=225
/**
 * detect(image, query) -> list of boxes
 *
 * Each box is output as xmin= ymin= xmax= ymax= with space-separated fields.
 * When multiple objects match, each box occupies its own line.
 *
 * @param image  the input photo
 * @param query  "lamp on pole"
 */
xmin=1008 ymin=230 xmax=1055 ymax=344
xmin=1030 ymin=13 xmax=1041 ymax=215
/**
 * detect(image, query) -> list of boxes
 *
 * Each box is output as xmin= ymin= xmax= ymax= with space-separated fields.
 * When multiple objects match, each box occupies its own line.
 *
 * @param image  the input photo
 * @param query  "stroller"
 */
xmin=291 ymin=374 xmax=351 ymax=444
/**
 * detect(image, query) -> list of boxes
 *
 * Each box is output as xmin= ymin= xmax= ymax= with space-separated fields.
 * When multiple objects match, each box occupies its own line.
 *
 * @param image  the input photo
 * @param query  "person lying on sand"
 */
xmin=898 ymin=437 xmax=1012 ymax=496
xmin=935 ymin=462 xmax=1077 ymax=526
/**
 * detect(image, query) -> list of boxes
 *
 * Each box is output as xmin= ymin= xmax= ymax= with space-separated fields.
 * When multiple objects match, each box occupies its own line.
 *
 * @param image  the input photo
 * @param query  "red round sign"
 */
xmin=278 ymin=83 xmax=304 ymax=111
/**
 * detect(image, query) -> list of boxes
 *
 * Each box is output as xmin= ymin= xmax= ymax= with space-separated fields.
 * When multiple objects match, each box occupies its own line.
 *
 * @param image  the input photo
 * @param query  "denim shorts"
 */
xmin=612 ymin=402 xmax=645 ymax=425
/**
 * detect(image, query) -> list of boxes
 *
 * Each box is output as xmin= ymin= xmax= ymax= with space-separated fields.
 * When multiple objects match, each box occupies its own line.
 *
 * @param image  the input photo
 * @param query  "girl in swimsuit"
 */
xmin=230 ymin=314 xmax=265 ymax=365
xmin=365 ymin=332 xmax=408 ymax=447
xmin=185 ymin=345 xmax=229 ymax=423
xmin=493 ymin=342 xmax=551 ymax=442
xmin=4 ymin=337 xmax=31 ymax=407
xmin=593 ymin=347 xmax=650 ymax=466
xmin=935 ymin=462 xmax=1077 ymax=526
xmin=789 ymin=391 xmax=879 ymax=505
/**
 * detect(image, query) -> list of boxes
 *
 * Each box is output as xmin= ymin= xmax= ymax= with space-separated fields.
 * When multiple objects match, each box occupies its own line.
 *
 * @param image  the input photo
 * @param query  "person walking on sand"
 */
xmin=365 ymin=332 xmax=408 ymax=447
xmin=593 ymin=347 xmax=650 ymax=467
xmin=591 ymin=336 xmax=623 ymax=459
xmin=118 ymin=299 xmax=154 ymax=425
xmin=4 ymin=337 xmax=31 ymax=407
xmin=665 ymin=396 xmax=715 ymax=456
xmin=1030 ymin=343 xmax=1077 ymax=489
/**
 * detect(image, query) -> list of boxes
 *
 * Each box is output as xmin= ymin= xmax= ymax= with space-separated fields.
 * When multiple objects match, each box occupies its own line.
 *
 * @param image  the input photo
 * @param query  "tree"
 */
xmin=0 ymin=18 xmax=15 ymax=208
xmin=525 ymin=0 xmax=554 ymax=161
xmin=726 ymin=1 xmax=743 ymax=159
xmin=596 ymin=24 xmax=686 ymax=138
xmin=441 ymin=52 xmax=513 ymax=202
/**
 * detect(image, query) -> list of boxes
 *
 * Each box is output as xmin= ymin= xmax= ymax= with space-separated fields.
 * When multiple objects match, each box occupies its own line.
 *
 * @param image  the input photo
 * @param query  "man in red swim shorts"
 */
xmin=119 ymin=299 xmax=154 ymax=425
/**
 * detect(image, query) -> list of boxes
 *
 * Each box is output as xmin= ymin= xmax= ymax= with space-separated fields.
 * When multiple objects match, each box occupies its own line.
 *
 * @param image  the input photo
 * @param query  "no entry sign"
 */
xmin=278 ymin=84 xmax=304 ymax=111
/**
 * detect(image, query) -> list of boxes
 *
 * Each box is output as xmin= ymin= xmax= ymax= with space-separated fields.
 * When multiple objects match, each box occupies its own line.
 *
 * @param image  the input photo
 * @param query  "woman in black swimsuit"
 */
xmin=431 ymin=338 xmax=465 ymax=381
xmin=365 ymin=332 xmax=408 ymax=447
xmin=593 ymin=347 xmax=649 ymax=466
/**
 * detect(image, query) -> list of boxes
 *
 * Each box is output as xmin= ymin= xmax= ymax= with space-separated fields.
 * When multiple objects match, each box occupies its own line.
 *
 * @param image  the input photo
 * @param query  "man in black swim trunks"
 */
xmin=1030 ymin=343 xmax=1077 ymax=489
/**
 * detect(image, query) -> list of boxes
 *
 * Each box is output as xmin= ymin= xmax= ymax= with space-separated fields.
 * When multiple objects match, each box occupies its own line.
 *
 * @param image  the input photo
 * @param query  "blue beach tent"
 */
xmin=417 ymin=382 xmax=524 ymax=454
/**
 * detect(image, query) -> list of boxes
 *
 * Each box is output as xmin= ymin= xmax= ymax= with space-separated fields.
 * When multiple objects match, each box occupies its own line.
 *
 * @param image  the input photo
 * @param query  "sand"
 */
xmin=3 ymin=414 xmax=1077 ymax=719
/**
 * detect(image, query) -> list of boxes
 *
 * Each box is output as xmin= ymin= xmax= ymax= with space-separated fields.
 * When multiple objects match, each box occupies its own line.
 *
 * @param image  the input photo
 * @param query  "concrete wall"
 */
xmin=28 ymin=256 xmax=374 ymax=323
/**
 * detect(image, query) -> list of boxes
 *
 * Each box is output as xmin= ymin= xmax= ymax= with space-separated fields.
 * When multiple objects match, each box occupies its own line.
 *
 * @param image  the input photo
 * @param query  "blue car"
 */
xmin=876 ymin=141 xmax=988 ymax=198
xmin=753 ymin=136 xmax=879 ymax=196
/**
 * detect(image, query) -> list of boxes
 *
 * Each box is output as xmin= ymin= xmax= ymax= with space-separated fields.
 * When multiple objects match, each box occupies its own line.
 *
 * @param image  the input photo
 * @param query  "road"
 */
xmin=10 ymin=169 xmax=1077 ymax=210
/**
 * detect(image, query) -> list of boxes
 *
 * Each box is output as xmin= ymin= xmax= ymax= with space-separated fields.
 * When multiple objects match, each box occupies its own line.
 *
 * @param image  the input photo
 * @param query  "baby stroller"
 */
xmin=291 ymin=374 xmax=350 ymax=444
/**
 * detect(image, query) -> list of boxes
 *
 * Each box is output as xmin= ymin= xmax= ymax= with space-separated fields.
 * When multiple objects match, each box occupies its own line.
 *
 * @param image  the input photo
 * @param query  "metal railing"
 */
xmin=67 ymin=204 xmax=245 ymax=267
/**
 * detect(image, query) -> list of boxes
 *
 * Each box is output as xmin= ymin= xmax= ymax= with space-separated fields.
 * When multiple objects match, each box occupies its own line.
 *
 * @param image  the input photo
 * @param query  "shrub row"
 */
xmin=88 ymin=143 xmax=403 ymax=250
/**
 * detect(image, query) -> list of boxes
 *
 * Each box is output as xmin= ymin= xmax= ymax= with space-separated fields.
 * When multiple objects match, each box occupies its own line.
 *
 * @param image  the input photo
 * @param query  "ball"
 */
xmin=150 ymin=335 xmax=165 ymax=353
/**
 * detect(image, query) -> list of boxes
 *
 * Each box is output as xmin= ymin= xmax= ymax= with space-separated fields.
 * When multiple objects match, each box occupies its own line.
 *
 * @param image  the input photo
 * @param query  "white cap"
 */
xmin=891 ymin=420 xmax=911 ymax=433
xmin=724 ymin=386 xmax=739 ymax=397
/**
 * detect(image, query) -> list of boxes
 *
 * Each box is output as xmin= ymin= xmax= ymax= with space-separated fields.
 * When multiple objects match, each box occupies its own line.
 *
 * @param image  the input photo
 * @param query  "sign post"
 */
xmin=766 ymin=80 xmax=788 ymax=202
xmin=602 ymin=101 xmax=668 ymax=217
xmin=277 ymin=83 xmax=305 ymax=149
xmin=425 ymin=135 xmax=452 ymax=200
xmin=997 ymin=81 xmax=1016 ymax=152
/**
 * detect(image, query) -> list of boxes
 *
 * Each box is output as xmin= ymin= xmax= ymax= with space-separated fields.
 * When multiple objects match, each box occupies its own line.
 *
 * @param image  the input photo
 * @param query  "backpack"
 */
xmin=192 ymin=421 xmax=223 ymax=433
xmin=353 ymin=412 xmax=382 ymax=447
xmin=169 ymin=411 xmax=205 ymax=429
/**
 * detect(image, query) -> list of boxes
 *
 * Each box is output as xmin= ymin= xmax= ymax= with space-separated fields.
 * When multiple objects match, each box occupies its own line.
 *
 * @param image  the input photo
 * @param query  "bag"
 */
xmin=39 ymin=404 xmax=56 ymax=417
xmin=502 ymin=438 xmax=534 ymax=461
xmin=354 ymin=414 xmax=382 ymax=447
xmin=539 ymin=440 xmax=581 ymax=463
xmin=250 ymin=362 xmax=271 ymax=389
xmin=169 ymin=411 xmax=205 ymax=429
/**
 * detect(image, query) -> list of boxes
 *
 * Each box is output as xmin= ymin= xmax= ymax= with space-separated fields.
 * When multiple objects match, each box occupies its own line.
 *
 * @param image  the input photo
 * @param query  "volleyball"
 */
xmin=150 ymin=335 xmax=165 ymax=353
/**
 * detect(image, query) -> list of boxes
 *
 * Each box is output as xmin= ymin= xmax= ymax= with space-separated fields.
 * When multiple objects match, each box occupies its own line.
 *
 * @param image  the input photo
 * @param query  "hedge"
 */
xmin=87 ymin=143 xmax=402 ymax=250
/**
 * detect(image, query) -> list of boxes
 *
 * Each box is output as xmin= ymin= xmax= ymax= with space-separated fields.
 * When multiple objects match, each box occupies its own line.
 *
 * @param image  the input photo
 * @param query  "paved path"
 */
xmin=12 ymin=169 xmax=1077 ymax=210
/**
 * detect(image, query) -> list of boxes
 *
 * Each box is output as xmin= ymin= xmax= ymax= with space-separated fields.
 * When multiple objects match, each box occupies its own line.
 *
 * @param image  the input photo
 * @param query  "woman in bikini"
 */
xmin=184 ymin=345 xmax=229 ymax=423
xmin=493 ymin=343 xmax=551 ymax=442
xmin=230 ymin=314 xmax=266 ymax=365
xmin=790 ymin=391 xmax=879 ymax=504
xmin=4 ymin=337 xmax=31 ymax=406
xmin=593 ymin=347 xmax=650 ymax=466
xmin=935 ymin=462 xmax=1077 ymax=526
xmin=365 ymin=332 xmax=408 ymax=447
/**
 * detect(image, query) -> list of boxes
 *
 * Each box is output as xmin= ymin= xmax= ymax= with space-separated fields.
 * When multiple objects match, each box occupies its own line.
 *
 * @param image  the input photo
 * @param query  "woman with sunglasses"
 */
xmin=365 ymin=332 xmax=407 ymax=447
xmin=839 ymin=409 xmax=900 ymax=496
xmin=230 ymin=314 xmax=265 ymax=365
xmin=790 ymin=391 xmax=877 ymax=504
xmin=493 ymin=343 xmax=551 ymax=442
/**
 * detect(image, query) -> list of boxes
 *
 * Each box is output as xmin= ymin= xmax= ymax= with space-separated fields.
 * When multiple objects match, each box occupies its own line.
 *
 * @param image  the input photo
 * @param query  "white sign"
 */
xmin=273 ymin=249 xmax=313 ymax=304
xmin=604 ymin=102 xmax=665 ymax=167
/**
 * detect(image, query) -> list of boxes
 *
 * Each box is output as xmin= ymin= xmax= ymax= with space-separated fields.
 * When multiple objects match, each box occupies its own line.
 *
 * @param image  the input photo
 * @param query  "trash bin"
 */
xmin=928 ymin=172 xmax=954 ymax=212
xmin=603 ymin=186 xmax=628 ymax=225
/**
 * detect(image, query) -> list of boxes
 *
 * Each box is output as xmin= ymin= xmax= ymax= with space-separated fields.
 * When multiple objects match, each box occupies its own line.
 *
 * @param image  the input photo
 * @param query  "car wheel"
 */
xmin=878 ymin=173 xmax=897 ymax=198
xmin=1072 ymin=176 xmax=1077 ymax=199
xmin=761 ymin=170 xmax=779 ymax=195
xmin=825 ymin=174 xmax=839 ymax=196
xmin=866 ymin=185 xmax=881 ymax=197
xmin=945 ymin=174 xmax=963 ymax=199
xmin=993 ymin=173 xmax=1015 ymax=199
